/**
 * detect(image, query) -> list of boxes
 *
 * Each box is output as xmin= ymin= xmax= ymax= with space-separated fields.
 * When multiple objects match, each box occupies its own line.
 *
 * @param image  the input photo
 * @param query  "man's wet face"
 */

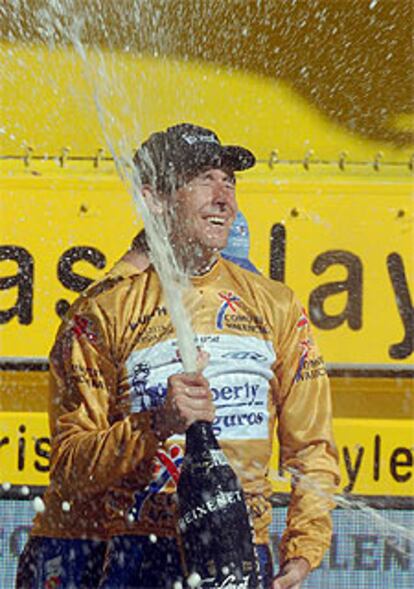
xmin=169 ymin=168 xmax=238 ymax=266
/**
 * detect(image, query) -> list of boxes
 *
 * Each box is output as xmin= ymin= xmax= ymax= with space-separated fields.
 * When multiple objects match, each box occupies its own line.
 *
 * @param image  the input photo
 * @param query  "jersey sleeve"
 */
xmin=48 ymin=296 xmax=160 ymax=498
xmin=273 ymin=290 xmax=340 ymax=570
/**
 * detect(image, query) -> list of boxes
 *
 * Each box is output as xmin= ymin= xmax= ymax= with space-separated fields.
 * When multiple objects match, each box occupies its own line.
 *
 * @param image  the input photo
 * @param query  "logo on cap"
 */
xmin=181 ymin=132 xmax=219 ymax=146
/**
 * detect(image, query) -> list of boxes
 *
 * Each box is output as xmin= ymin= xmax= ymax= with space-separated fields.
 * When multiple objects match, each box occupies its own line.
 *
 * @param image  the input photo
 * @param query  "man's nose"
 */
xmin=211 ymin=181 xmax=234 ymax=206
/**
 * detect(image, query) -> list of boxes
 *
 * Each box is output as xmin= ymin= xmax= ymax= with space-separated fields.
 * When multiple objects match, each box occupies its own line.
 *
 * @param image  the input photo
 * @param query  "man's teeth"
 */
xmin=207 ymin=217 xmax=225 ymax=226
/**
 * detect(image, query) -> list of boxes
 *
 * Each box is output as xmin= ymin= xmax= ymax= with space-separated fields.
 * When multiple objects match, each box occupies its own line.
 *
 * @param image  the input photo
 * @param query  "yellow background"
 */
xmin=2 ymin=412 xmax=413 ymax=497
xmin=2 ymin=164 xmax=412 ymax=500
xmin=1 ymin=3 xmax=413 ymax=500
xmin=1 ymin=163 xmax=413 ymax=365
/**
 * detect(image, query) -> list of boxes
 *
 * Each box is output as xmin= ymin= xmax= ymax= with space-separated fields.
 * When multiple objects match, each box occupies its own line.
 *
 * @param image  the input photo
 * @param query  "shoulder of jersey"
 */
xmin=221 ymin=256 xmax=294 ymax=303
xmin=81 ymin=262 xmax=150 ymax=303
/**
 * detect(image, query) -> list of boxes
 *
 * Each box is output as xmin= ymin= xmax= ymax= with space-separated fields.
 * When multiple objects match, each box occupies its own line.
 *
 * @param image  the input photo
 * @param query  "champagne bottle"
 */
xmin=177 ymin=421 xmax=261 ymax=588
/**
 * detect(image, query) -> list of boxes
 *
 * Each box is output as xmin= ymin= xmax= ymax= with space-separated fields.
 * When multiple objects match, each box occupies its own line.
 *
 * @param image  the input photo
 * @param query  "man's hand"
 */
xmin=153 ymin=371 xmax=215 ymax=439
xmin=272 ymin=558 xmax=311 ymax=589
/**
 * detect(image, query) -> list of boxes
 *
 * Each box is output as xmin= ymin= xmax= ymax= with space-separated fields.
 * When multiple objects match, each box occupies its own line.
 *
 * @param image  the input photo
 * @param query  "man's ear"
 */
xmin=141 ymin=184 xmax=164 ymax=215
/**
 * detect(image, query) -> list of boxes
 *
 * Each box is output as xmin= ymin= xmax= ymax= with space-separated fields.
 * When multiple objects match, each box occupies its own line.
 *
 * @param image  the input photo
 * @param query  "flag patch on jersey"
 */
xmin=129 ymin=445 xmax=184 ymax=521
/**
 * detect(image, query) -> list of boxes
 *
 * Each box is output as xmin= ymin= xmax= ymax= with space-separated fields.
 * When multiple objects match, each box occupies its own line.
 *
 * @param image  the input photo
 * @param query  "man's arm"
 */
xmin=48 ymin=296 xmax=162 ymax=497
xmin=272 ymin=291 xmax=340 ymax=585
xmin=49 ymin=298 xmax=214 ymax=497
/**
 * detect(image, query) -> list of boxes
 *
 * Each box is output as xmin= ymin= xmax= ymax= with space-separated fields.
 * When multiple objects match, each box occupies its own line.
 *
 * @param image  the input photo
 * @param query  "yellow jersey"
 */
xmin=32 ymin=256 xmax=339 ymax=569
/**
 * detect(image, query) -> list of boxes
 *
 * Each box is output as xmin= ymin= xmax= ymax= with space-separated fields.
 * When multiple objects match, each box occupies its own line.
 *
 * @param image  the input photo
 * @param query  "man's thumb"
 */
xmin=272 ymin=570 xmax=294 ymax=589
xmin=196 ymin=349 xmax=210 ymax=371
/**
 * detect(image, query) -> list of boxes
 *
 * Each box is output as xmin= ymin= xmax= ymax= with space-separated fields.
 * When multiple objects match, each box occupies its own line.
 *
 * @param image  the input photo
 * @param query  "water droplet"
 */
xmin=187 ymin=572 xmax=201 ymax=588
xmin=33 ymin=496 xmax=45 ymax=513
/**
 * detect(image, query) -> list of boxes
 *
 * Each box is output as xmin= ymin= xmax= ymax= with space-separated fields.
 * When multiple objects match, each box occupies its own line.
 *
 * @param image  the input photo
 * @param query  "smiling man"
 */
xmin=17 ymin=124 xmax=339 ymax=589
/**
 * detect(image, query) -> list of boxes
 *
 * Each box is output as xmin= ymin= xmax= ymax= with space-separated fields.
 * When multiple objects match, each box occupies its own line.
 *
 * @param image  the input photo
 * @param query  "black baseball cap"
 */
xmin=133 ymin=123 xmax=256 ymax=193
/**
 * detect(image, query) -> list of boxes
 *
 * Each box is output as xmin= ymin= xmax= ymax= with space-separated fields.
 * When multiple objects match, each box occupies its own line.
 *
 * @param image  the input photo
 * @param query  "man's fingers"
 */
xmin=165 ymin=369 xmax=215 ymax=433
xmin=173 ymin=395 xmax=214 ymax=412
xmin=169 ymin=372 xmax=209 ymax=389
xmin=168 ymin=373 xmax=212 ymax=399
xmin=179 ymin=385 xmax=211 ymax=399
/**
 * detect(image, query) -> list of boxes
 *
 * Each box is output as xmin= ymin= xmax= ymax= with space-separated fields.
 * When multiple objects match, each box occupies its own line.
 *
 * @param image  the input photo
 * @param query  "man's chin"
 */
xmin=203 ymin=233 xmax=229 ymax=251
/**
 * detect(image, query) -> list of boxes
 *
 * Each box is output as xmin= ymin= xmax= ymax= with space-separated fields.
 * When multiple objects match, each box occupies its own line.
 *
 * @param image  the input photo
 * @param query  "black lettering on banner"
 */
xmin=353 ymin=535 xmax=379 ymax=570
xmin=387 ymin=253 xmax=414 ymax=359
xmin=309 ymin=250 xmax=363 ymax=330
xmin=309 ymin=533 xmax=413 ymax=572
xmin=9 ymin=525 xmax=31 ymax=558
xmin=34 ymin=437 xmax=51 ymax=472
xmin=0 ymin=246 xmax=34 ymax=325
xmin=1 ymin=423 xmax=51 ymax=475
xmin=390 ymin=447 xmax=413 ymax=483
xmin=18 ymin=425 xmax=26 ymax=472
xmin=56 ymin=246 xmax=106 ymax=318
xmin=0 ymin=436 xmax=10 ymax=450
xmin=374 ymin=434 xmax=381 ymax=482
xmin=329 ymin=535 xmax=348 ymax=570
xmin=270 ymin=223 xmax=286 ymax=282
xmin=383 ymin=537 xmax=411 ymax=571
xmin=342 ymin=445 xmax=364 ymax=493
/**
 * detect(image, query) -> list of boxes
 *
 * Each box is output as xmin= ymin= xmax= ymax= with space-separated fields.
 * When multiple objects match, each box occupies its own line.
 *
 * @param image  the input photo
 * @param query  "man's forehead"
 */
xmin=186 ymin=167 xmax=236 ymax=181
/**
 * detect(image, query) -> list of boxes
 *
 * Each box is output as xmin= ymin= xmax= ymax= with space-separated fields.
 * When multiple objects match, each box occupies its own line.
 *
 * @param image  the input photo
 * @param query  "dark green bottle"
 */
xmin=177 ymin=421 xmax=261 ymax=588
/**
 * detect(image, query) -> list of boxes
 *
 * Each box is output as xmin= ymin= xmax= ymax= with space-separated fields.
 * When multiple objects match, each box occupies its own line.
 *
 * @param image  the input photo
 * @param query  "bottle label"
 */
xmin=182 ymin=449 xmax=229 ymax=470
xmin=199 ymin=574 xmax=251 ymax=588
xmin=209 ymin=449 xmax=228 ymax=467
xmin=179 ymin=489 xmax=243 ymax=528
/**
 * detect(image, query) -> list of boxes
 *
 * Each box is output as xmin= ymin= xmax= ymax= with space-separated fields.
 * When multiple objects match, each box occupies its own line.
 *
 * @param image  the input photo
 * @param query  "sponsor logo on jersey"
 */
xmin=126 ymin=334 xmax=274 ymax=439
xmin=129 ymin=445 xmax=183 ymax=521
xmin=211 ymin=382 xmax=262 ymax=407
xmin=222 ymin=350 xmax=267 ymax=361
xmin=130 ymin=362 xmax=166 ymax=410
xmin=212 ymin=411 xmax=265 ymax=437
xmin=197 ymin=334 xmax=221 ymax=344
xmin=129 ymin=305 xmax=168 ymax=330
xmin=296 ymin=354 xmax=327 ymax=381
xmin=294 ymin=307 xmax=323 ymax=381
xmin=216 ymin=292 xmax=268 ymax=334
xmin=70 ymin=362 xmax=105 ymax=389
xmin=216 ymin=291 xmax=242 ymax=329
xmin=71 ymin=314 xmax=97 ymax=343
xmin=294 ymin=337 xmax=313 ymax=382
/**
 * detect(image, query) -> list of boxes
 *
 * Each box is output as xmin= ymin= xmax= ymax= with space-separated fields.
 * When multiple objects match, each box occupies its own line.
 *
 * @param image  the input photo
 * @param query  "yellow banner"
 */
xmin=0 ymin=413 xmax=50 ymax=486
xmin=1 ymin=412 xmax=413 ymax=496
xmin=270 ymin=418 xmax=414 ymax=497
xmin=0 ymin=167 xmax=413 ymax=365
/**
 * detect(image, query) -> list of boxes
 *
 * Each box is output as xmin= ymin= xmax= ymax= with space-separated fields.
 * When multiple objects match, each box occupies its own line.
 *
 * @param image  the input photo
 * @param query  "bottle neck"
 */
xmin=185 ymin=421 xmax=220 ymax=454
